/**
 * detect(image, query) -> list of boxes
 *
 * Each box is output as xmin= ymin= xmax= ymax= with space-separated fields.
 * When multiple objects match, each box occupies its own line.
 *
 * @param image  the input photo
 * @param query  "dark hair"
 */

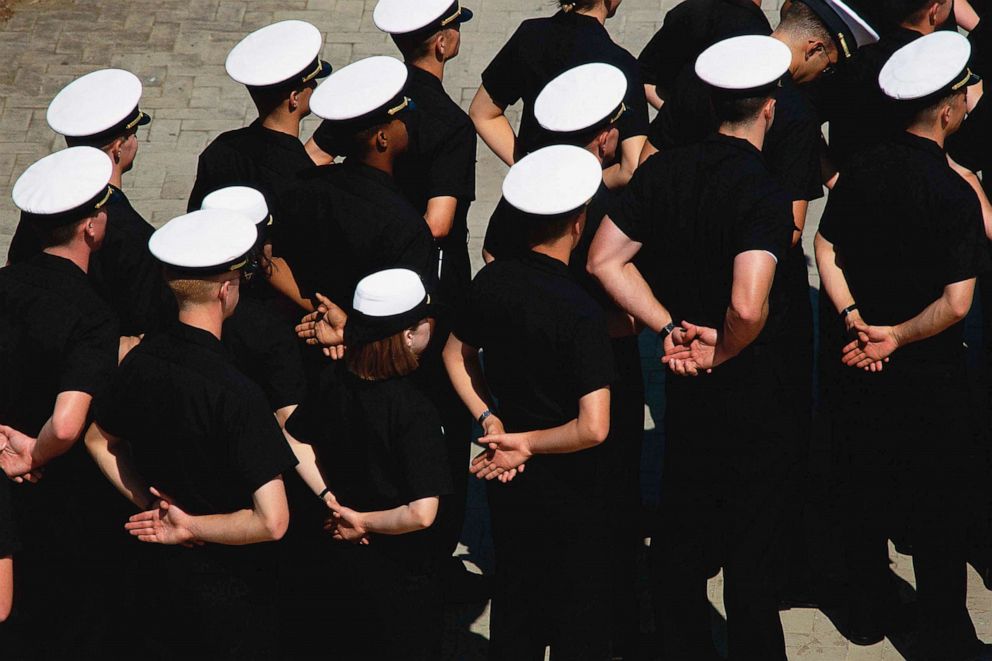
xmin=557 ymin=0 xmax=599 ymax=10
xmin=778 ymin=1 xmax=833 ymax=43
xmin=392 ymin=31 xmax=440 ymax=61
xmin=35 ymin=214 xmax=89 ymax=249
xmin=247 ymin=79 xmax=313 ymax=115
xmin=712 ymin=92 xmax=774 ymax=125
xmin=883 ymin=0 xmax=944 ymax=23
xmin=315 ymin=121 xmax=391 ymax=159
xmin=346 ymin=329 xmax=421 ymax=381
xmin=902 ymin=88 xmax=966 ymax=127
xmin=526 ymin=207 xmax=584 ymax=247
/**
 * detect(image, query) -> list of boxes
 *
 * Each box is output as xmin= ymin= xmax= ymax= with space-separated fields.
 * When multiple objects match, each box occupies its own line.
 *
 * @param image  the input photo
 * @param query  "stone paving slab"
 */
xmin=1 ymin=1 xmax=990 ymax=659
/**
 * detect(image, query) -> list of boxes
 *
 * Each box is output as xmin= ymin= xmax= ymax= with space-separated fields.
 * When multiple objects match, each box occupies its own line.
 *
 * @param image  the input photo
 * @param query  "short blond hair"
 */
xmin=164 ymin=269 xmax=235 ymax=308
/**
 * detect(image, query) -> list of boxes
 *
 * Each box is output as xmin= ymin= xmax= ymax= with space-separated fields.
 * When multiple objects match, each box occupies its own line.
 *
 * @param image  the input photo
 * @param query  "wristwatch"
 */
xmin=478 ymin=409 xmax=493 ymax=426
xmin=841 ymin=303 xmax=858 ymax=318
xmin=660 ymin=321 xmax=676 ymax=341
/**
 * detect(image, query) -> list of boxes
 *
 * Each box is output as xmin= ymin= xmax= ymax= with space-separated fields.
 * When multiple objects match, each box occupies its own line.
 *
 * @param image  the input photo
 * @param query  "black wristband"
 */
xmin=318 ymin=487 xmax=331 ymax=500
xmin=478 ymin=409 xmax=493 ymax=426
xmin=660 ymin=321 xmax=676 ymax=341
xmin=841 ymin=303 xmax=858 ymax=318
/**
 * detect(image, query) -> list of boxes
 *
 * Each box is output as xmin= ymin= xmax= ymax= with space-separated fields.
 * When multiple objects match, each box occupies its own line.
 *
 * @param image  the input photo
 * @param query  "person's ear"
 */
xmin=929 ymin=1 xmax=942 ymax=25
xmin=804 ymin=39 xmax=820 ymax=62
xmin=403 ymin=327 xmax=415 ymax=348
xmin=108 ymin=137 xmax=125 ymax=163
xmin=289 ymin=89 xmax=301 ymax=112
xmin=218 ymin=279 xmax=230 ymax=302
xmin=436 ymin=31 xmax=446 ymax=60
xmin=764 ymin=97 xmax=776 ymax=121
xmin=376 ymin=128 xmax=389 ymax=152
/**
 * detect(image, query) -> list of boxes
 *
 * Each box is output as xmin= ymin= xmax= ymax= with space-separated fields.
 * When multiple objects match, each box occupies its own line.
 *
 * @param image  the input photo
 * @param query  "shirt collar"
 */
xmin=34 ymin=251 xmax=88 ymax=279
xmin=708 ymin=132 xmax=764 ymax=159
xmin=895 ymin=131 xmax=946 ymax=160
xmin=248 ymin=118 xmax=309 ymax=153
xmin=518 ymin=249 xmax=574 ymax=279
xmin=555 ymin=8 xmax=609 ymax=35
xmin=407 ymin=64 xmax=443 ymax=92
xmin=172 ymin=321 xmax=230 ymax=357
xmin=342 ymin=159 xmax=401 ymax=190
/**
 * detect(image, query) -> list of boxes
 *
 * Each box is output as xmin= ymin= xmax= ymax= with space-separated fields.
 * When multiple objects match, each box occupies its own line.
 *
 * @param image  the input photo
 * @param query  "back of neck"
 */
xmin=719 ymin=122 xmax=766 ymax=152
xmin=44 ymin=242 xmax=90 ymax=274
xmin=899 ymin=20 xmax=934 ymax=35
xmin=907 ymin=124 xmax=944 ymax=149
xmin=260 ymin=109 xmax=302 ymax=138
xmin=575 ymin=4 xmax=608 ymax=25
xmin=178 ymin=306 xmax=224 ymax=340
xmin=532 ymin=237 xmax=572 ymax=265
xmin=410 ymin=56 xmax=445 ymax=83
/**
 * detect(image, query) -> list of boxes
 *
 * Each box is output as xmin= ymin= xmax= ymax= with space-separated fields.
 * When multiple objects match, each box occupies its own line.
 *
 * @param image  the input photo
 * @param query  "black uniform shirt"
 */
xmin=609 ymin=135 xmax=792 ymax=375
xmin=222 ymin=295 xmax=307 ymax=411
xmin=650 ymin=73 xmax=823 ymax=204
xmin=455 ymin=251 xmax=616 ymax=506
xmin=637 ymin=0 xmax=771 ymax=90
xmin=818 ymin=132 xmax=990 ymax=365
xmin=0 ymin=253 xmax=118 ymax=436
xmin=7 ymin=187 xmax=172 ymax=337
xmin=0 ymin=477 xmax=19 ymax=558
xmin=186 ymin=119 xmax=314 ymax=263
xmin=93 ymin=322 xmax=298 ymax=516
xmin=286 ymin=365 xmax=452 ymax=571
xmin=280 ymin=161 xmax=437 ymax=309
xmin=481 ymin=10 xmax=649 ymax=154
xmin=815 ymin=27 xmax=921 ymax=167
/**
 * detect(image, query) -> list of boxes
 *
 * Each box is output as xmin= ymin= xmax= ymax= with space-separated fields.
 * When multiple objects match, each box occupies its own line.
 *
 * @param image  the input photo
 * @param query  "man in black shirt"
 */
xmin=815 ymin=33 xmax=989 ymax=656
xmin=470 ymin=0 xmax=648 ymax=189
xmin=6 ymin=69 xmax=169 ymax=348
xmin=589 ymin=37 xmax=796 ymax=659
xmin=187 ymin=20 xmax=332 ymax=312
xmin=86 ymin=208 xmax=297 ymax=658
xmin=445 ymin=145 xmax=615 ymax=660
xmin=0 ymin=147 xmax=120 ymax=657
xmin=282 ymin=56 xmax=436 ymax=313
xmin=637 ymin=0 xmax=771 ymax=110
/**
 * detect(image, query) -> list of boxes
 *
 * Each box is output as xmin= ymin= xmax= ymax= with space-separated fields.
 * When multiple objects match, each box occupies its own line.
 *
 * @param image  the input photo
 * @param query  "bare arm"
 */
xmin=638 ymin=139 xmax=659 ymax=166
xmin=713 ymin=250 xmax=777 ymax=366
xmin=0 ymin=557 xmax=11 ymax=622
xmin=83 ymin=423 xmax=154 ymax=510
xmin=442 ymin=334 xmax=497 ymax=423
xmin=603 ymin=136 xmax=647 ymax=190
xmin=892 ymin=279 xmax=975 ymax=347
xmin=0 ymin=391 xmax=94 ymax=479
xmin=644 ymin=84 xmax=664 ymax=111
xmin=948 ymin=155 xmax=992 ymax=240
xmin=283 ymin=429 xmax=329 ymax=499
xmin=471 ymin=388 xmax=611 ymax=480
xmin=126 ymin=478 xmax=290 ymax=546
xmin=791 ymin=200 xmax=809 ymax=247
xmin=304 ymin=137 xmax=335 ymax=166
xmin=587 ymin=216 xmax=673 ymax=333
xmin=265 ymin=254 xmax=314 ymax=313
xmin=424 ymin=196 xmax=458 ymax=240
xmin=957 ymin=0 xmax=981 ymax=31
xmin=814 ymin=233 xmax=856 ymax=314
xmin=469 ymin=85 xmax=518 ymax=166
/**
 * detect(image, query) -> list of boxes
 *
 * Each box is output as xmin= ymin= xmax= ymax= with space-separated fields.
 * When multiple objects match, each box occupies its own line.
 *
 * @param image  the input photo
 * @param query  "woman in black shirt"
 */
xmin=285 ymin=268 xmax=452 ymax=661
xmin=469 ymin=0 xmax=648 ymax=190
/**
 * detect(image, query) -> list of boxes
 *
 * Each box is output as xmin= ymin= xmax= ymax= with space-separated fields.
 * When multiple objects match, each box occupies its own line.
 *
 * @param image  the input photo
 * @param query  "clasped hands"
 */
xmin=0 ymin=424 xmax=44 ymax=484
xmin=321 ymin=490 xmax=371 ymax=546
xmin=470 ymin=413 xmax=529 ymax=484
xmin=839 ymin=310 xmax=895 ymax=373
xmin=660 ymin=321 xmax=720 ymax=377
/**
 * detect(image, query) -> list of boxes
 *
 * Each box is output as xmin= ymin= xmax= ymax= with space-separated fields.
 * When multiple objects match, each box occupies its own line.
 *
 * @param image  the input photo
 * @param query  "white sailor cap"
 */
xmin=149 ymin=209 xmax=258 ymax=275
xmin=798 ymin=0 xmax=879 ymax=59
xmin=502 ymin=145 xmax=602 ymax=216
xmin=373 ymin=0 xmax=473 ymax=35
xmin=310 ymin=55 xmax=411 ymax=128
xmin=225 ymin=20 xmax=332 ymax=89
xmin=46 ymin=69 xmax=151 ymax=145
xmin=879 ymin=31 xmax=981 ymax=101
xmin=12 ymin=147 xmax=113 ymax=227
xmin=535 ymin=63 xmax=628 ymax=136
xmin=201 ymin=186 xmax=271 ymax=227
xmin=695 ymin=35 xmax=791 ymax=93
xmin=346 ymin=268 xmax=433 ymax=346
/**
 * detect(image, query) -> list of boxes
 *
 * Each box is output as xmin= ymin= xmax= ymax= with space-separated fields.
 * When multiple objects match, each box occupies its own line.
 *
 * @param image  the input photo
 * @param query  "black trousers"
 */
xmin=322 ymin=542 xmax=444 ymax=661
xmin=487 ymin=492 xmax=612 ymax=661
xmin=600 ymin=335 xmax=646 ymax=655
xmin=652 ymin=369 xmax=801 ymax=661
xmin=834 ymin=362 xmax=980 ymax=659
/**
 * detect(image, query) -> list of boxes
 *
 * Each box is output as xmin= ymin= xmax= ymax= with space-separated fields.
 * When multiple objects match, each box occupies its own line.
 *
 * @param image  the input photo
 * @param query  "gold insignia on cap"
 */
xmin=440 ymin=1 xmax=462 ymax=26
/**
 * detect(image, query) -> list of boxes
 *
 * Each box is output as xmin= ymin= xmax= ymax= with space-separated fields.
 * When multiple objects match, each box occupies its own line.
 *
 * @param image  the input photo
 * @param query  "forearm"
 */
xmin=84 ymin=425 xmax=152 ymax=510
xmin=814 ymin=234 xmax=856 ymax=313
xmin=474 ymin=115 xmax=517 ymax=166
xmin=424 ymin=197 xmax=457 ymax=240
xmin=644 ymin=84 xmax=664 ymax=110
xmin=603 ymin=137 xmax=646 ymax=190
xmin=949 ymin=158 xmax=992 ymax=240
xmin=791 ymin=200 xmax=809 ymax=247
xmin=187 ymin=509 xmax=278 ymax=545
xmin=443 ymin=337 xmax=495 ymax=420
xmin=893 ymin=290 xmax=971 ymax=348
xmin=285 ymin=433 xmax=328 ymax=498
xmin=358 ymin=497 xmax=439 ymax=536
xmin=304 ymin=137 xmax=335 ymax=166
xmin=266 ymin=257 xmax=314 ymax=312
xmin=0 ymin=557 xmax=12 ymax=622
xmin=715 ymin=303 xmax=768 ymax=366
xmin=957 ymin=0 xmax=981 ymax=30
xmin=595 ymin=261 xmax=671 ymax=333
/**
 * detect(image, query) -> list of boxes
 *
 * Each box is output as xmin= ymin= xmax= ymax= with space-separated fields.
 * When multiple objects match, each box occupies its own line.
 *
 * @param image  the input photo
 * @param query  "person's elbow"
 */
xmin=588 ymin=417 xmax=610 ymax=445
xmin=947 ymin=293 xmax=973 ymax=322
xmin=263 ymin=509 xmax=290 ymax=541
xmin=409 ymin=498 xmax=439 ymax=530
xmin=51 ymin=410 xmax=85 ymax=446
xmin=732 ymin=301 xmax=767 ymax=327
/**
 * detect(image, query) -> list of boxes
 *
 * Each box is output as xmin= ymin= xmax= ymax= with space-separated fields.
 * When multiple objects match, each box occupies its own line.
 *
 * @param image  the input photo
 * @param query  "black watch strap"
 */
xmin=841 ymin=303 xmax=858 ymax=318
xmin=478 ymin=409 xmax=493 ymax=426
xmin=660 ymin=321 xmax=676 ymax=341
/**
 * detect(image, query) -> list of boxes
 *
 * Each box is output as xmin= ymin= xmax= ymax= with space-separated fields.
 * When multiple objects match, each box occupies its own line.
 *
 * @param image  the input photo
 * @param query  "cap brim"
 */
xmin=316 ymin=60 xmax=333 ymax=79
xmin=458 ymin=7 xmax=473 ymax=24
xmin=136 ymin=112 xmax=152 ymax=127
xmin=966 ymin=72 xmax=982 ymax=87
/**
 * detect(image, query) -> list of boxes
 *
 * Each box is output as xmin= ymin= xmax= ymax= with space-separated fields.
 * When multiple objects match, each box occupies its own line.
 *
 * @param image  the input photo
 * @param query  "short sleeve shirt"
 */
xmin=222 ymin=296 xmax=307 ymax=411
xmin=637 ymin=0 xmax=772 ymax=89
xmin=454 ymin=251 xmax=616 ymax=506
xmin=609 ymin=135 xmax=792 ymax=362
xmin=285 ymin=365 xmax=451 ymax=571
xmin=0 ymin=477 xmax=18 ymax=558
xmin=7 ymin=188 xmax=173 ymax=337
xmin=481 ymin=10 xmax=649 ymax=154
xmin=278 ymin=161 xmax=438 ymax=308
xmin=0 ymin=253 xmax=118 ymax=436
xmin=93 ymin=322 xmax=298 ymax=516
xmin=818 ymin=132 xmax=990 ymax=365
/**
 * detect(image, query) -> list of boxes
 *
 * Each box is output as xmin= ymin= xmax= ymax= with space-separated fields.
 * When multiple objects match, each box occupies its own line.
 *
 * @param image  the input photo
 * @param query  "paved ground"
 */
xmin=1 ymin=1 xmax=990 ymax=659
